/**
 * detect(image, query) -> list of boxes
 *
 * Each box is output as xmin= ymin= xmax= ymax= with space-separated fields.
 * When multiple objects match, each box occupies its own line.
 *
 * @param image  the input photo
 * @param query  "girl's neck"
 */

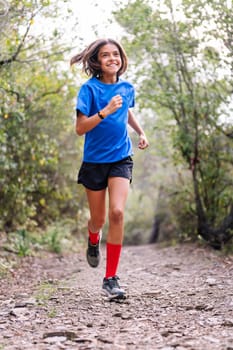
xmin=99 ymin=74 xmax=118 ymax=84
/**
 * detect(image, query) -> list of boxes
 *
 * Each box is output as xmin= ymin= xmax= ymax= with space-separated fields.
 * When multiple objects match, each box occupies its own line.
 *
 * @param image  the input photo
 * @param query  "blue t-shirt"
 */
xmin=76 ymin=77 xmax=135 ymax=163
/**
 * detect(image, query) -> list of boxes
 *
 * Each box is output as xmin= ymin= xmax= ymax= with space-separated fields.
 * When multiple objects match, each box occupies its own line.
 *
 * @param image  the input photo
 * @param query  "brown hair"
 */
xmin=70 ymin=38 xmax=128 ymax=77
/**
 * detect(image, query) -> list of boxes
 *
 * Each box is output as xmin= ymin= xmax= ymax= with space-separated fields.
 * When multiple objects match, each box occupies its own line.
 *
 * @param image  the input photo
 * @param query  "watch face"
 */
xmin=98 ymin=111 xmax=104 ymax=119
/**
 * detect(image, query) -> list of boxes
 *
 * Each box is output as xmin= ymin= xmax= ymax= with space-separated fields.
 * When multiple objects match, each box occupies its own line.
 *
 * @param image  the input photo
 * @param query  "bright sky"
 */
xmin=30 ymin=0 xmax=127 ymax=48
xmin=70 ymin=0 xmax=125 ymax=43
xmin=28 ymin=0 xmax=129 ymax=59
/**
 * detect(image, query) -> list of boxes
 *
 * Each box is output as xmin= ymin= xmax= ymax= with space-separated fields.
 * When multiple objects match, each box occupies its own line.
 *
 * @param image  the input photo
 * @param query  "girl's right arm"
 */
xmin=76 ymin=95 xmax=122 ymax=135
xmin=76 ymin=112 xmax=102 ymax=135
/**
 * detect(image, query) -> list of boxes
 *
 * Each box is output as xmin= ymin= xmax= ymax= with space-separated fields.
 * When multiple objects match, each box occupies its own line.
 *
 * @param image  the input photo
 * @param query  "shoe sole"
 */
xmin=86 ymin=250 xmax=100 ymax=268
xmin=102 ymin=289 xmax=127 ymax=300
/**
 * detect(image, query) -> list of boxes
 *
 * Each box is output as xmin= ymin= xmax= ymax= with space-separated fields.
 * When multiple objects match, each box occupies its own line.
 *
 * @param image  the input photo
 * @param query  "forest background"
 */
xmin=1 ymin=0 xmax=233 ymax=261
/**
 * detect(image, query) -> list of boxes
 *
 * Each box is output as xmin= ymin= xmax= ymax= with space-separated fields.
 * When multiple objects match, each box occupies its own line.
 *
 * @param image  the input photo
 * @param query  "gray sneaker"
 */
xmin=86 ymin=232 xmax=101 ymax=268
xmin=102 ymin=276 xmax=126 ymax=300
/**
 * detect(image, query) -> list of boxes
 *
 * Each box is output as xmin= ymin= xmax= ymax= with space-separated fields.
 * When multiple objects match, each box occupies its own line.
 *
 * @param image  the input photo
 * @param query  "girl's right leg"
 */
xmin=85 ymin=188 xmax=106 ymax=268
xmin=86 ymin=188 xmax=106 ymax=232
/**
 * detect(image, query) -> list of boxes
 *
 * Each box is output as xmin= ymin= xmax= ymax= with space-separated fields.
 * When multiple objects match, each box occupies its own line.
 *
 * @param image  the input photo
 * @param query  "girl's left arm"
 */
xmin=128 ymin=109 xmax=149 ymax=149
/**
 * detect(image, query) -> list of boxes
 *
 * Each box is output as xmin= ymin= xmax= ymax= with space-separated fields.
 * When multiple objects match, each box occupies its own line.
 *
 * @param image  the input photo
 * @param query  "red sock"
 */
xmin=88 ymin=229 xmax=99 ymax=245
xmin=105 ymin=242 xmax=122 ymax=279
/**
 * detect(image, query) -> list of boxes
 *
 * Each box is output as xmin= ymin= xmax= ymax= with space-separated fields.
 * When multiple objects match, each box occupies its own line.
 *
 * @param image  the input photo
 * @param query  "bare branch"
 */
xmin=0 ymin=7 xmax=42 ymax=67
xmin=0 ymin=86 xmax=22 ymax=102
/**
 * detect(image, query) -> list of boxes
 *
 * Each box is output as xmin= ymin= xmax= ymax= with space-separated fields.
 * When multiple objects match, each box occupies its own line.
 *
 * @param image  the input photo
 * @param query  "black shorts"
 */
xmin=77 ymin=156 xmax=133 ymax=191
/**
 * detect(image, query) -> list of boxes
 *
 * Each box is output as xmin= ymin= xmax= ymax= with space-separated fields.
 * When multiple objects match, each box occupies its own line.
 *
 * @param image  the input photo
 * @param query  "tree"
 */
xmin=0 ymin=0 xmax=83 ymax=231
xmin=114 ymin=0 xmax=233 ymax=248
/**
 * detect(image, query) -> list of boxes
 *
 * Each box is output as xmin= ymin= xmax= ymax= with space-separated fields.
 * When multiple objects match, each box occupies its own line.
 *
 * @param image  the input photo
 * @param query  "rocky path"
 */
xmin=0 ymin=243 xmax=233 ymax=350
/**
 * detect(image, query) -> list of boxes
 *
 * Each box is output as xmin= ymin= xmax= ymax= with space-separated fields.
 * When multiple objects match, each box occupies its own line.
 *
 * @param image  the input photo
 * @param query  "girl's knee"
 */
xmin=109 ymin=207 xmax=124 ymax=224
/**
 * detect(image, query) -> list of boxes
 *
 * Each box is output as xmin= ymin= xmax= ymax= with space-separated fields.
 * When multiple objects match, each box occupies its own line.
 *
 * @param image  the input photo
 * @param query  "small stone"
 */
xmin=97 ymin=335 xmax=113 ymax=344
xmin=43 ymin=330 xmax=77 ymax=340
xmin=43 ymin=336 xmax=66 ymax=343
xmin=206 ymin=278 xmax=217 ymax=286
xmin=222 ymin=319 xmax=233 ymax=327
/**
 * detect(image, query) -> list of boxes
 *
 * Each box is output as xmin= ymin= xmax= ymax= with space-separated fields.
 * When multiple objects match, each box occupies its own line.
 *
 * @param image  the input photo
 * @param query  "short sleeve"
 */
xmin=76 ymin=84 xmax=93 ymax=116
xmin=129 ymin=85 xmax=135 ymax=108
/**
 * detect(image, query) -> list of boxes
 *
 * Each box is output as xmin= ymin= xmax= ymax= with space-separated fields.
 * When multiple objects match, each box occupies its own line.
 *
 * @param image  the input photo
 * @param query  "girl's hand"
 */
xmin=138 ymin=134 xmax=149 ymax=149
xmin=105 ymin=95 xmax=122 ymax=115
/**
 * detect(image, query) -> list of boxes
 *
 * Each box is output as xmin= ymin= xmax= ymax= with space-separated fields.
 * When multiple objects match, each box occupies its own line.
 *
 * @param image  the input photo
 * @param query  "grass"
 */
xmin=2 ymin=221 xmax=81 ymax=257
xmin=47 ymin=307 xmax=57 ymax=318
xmin=35 ymin=281 xmax=59 ymax=318
xmin=0 ymin=222 xmax=83 ymax=279
xmin=39 ymin=228 xmax=62 ymax=254
xmin=0 ymin=253 xmax=18 ymax=278
xmin=35 ymin=281 xmax=58 ymax=306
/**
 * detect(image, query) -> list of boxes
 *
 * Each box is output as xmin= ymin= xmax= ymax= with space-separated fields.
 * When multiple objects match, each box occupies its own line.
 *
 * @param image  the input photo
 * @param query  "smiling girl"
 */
xmin=70 ymin=38 xmax=149 ymax=300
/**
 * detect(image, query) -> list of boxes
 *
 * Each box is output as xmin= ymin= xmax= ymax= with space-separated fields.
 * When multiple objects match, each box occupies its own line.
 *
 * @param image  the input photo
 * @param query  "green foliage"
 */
xmin=115 ymin=0 xmax=233 ymax=248
xmin=2 ymin=222 xmax=80 ymax=260
xmin=0 ymin=0 xmax=85 ymax=232
xmin=14 ymin=229 xmax=31 ymax=257
xmin=39 ymin=228 xmax=62 ymax=253
xmin=221 ymin=235 xmax=233 ymax=254
xmin=3 ymin=229 xmax=32 ymax=256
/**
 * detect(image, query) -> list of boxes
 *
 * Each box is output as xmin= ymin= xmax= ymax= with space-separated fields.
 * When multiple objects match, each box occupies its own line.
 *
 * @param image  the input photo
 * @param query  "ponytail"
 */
xmin=70 ymin=51 xmax=85 ymax=67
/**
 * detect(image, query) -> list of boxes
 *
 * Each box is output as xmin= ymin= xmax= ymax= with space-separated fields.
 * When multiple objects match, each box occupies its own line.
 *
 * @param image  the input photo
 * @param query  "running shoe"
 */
xmin=86 ymin=232 xmax=101 ymax=268
xmin=102 ymin=276 xmax=126 ymax=300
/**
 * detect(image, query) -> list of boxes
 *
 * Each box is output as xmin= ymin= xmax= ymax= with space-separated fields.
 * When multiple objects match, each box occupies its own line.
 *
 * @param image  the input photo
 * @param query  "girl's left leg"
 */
xmin=105 ymin=176 xmax=130 ymax=278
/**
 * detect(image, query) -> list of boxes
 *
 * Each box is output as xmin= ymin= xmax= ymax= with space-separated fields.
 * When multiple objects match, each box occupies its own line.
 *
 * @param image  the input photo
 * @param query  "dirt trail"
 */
xmin=0 ymin=243 xmax=233 ymax=350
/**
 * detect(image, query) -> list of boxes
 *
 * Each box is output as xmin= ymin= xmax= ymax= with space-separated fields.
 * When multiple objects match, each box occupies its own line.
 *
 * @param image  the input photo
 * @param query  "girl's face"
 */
xmin=97 ymin=44 xmax=122 ymax=77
